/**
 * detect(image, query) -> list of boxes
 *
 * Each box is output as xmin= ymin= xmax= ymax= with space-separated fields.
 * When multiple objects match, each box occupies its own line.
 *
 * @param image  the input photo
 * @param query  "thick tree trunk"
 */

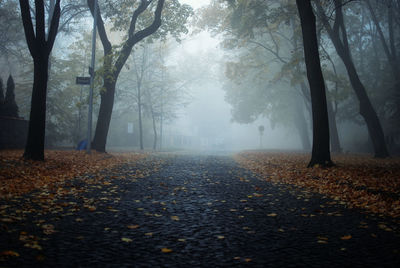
xmin=340 ymin=48 xmax=389 ymax=157
xmin=87 ymin=0 xmax=164 ymax=152
xmin=296 ymin=0 xmax=333 ymax=167
xmin=91 ymin=80 xmax=116 ymax=152
xmin=24 ymin=54 xmax=49 ymax=160
xmin=20 ymin=0 xmax=60 ymax=161
xmin=327 ymin=100 xmax=341 ymax=153
xmin=315 ymin=0 xmax=389 ymax=158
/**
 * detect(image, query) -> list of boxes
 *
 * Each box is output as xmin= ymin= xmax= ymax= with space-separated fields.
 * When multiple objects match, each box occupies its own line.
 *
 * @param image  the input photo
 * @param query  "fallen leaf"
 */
xmin=170 ymin=216 xmax=179 ymax=221
xmin=267 ymin=213 xmax=277 ymax=217
xmin=161 ymin=248 xmax=173 ymax=253
xmin=121 ymin=237 xmax=133 ymax=243
xmin=0 ymin=250 xmax=20 ymax=257
xmin=127 ymin=225 xmax=140 ymax=229
xmin=340 ymin=235 xmax=352 ymax=240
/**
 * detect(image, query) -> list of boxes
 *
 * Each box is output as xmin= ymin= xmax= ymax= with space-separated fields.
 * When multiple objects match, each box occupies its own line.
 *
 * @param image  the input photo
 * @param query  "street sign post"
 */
xmin=76 ymin=76 xmax=91 ymax=85
xmin=87 ymin=0 xmax=98 ymax=154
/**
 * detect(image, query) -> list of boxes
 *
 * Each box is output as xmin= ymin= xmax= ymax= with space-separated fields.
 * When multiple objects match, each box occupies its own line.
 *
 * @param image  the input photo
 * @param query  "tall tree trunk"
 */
xmin=87 ymin=0 xmax=165 ymax=152
xmin=296 ymin=0 xmax=333 ymax=167
xmin=315 ymin=0 xmax=389 ymax=158
xmin=19 ymin=0 xmax=61 ymax=161
xmin=24 ymin=55 xmax=49 ymax=160
xmin=91 ymin=80 xmax=116 ymax=152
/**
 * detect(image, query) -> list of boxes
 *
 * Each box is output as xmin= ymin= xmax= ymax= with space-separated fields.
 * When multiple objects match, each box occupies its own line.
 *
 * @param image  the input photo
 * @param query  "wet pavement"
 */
xmin=1 ymin=154 xmax=399 ymax=267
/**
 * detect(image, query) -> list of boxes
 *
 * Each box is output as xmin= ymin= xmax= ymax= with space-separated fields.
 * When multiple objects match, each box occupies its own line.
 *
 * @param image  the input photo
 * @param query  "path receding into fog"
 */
xmin=1 ymin=154 xmax=399 ymax=267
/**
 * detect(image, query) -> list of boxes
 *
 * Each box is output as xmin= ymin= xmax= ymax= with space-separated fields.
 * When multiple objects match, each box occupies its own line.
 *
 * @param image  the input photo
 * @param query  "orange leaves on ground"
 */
xmin=0 ymin=150 xmax=146 ymax=197
xmin=0 ymin=250 xmax=19 ymax=257
xmin=234 ymin=152 xmax=400 ymax=218
xmin=161 ymin=247 xmax=173 ymax=253
xmin=340 ymin=235 xmax=352 ymax=240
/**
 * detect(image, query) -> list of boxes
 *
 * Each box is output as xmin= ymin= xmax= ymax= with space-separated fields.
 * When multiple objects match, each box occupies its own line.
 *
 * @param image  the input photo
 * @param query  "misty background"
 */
xmin=1 ymin=0 xmax=397 ymax=154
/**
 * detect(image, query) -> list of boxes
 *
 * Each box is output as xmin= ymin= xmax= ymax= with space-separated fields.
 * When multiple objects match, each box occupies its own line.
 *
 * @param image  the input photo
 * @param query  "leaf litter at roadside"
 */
xmin=0 ymin=150 xmax=147 ymax=197
xmin=234 ymin=151 xmax=400 ymax=218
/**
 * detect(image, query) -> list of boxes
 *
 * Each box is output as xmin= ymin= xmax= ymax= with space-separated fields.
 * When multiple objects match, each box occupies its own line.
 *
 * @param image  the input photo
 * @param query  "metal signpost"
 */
xmin=87 ymin=0 xmax=98 ymax=154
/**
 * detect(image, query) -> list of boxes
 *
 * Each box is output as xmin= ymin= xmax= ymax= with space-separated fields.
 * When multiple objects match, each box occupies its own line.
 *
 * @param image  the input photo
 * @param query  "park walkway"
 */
xmin=1 ymin=154 xmax=399 ymax=267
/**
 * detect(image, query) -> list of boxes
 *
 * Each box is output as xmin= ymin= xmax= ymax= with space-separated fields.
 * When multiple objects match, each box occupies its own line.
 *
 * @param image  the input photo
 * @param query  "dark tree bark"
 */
xmin=0 ymin=78 xmax=4 ymax=116
xmin=315 ymin=0 xmax=389 ymax=158
xmin=19 ymin=0 xmax=61 ymax=161
xmin=87 ymin=0 xmax=165 ymax=152
xmin=296 ymin=0 xmax=333 ymax=167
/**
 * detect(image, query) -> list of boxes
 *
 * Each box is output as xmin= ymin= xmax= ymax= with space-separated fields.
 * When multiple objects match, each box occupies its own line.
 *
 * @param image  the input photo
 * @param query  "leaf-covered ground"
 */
xmin=0 ymin=150 xmax=147 ymax=197
xmin=0 ymin=154 xmax=399 ymax=266
xmin=235 ymin=152 xmax=400 ymax=218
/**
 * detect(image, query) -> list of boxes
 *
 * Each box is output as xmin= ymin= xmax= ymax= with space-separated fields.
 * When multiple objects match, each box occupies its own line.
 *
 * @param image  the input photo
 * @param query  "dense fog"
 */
xmin=1 ymin=0 xmax=398 ymax=156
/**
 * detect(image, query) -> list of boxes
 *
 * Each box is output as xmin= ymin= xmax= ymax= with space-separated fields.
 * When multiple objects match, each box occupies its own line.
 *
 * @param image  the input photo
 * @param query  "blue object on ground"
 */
xmin=77 ymin=139 xmax=88 ymax=150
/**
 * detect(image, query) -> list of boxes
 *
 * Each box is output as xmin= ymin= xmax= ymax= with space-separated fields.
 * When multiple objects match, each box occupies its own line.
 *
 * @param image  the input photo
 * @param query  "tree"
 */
xmin=87 ymin=0 xmax=192 ymax=152
xmin=296 ymin=0 xmax=333 ymax=167
xmin=19 ymin=0 xmax=61 ymax=161
xmin=0 ymin=1 xmax=27 ymax=61
xmin=4 ymin=75 xmax=19 ymax=118
xmin=0 ymin=78 xmax=4 ymax=115
xmin=315 ymin=0 xmax=389 ymax=158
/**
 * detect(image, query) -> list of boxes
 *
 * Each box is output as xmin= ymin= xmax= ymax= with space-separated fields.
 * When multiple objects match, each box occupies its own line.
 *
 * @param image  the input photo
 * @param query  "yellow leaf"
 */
xmin=340 ymin=235 xmax=352 ymax=240
xmin=127 ymin=225 xmax=140 ymax=229
xmin=245 ymin=258 xmax=252 ymax=262
xmin=178 ymin=238 xmax=186 ymax=242
xmin=121 ymin=237 xmax=133 ymax=243
xmin=217 ymin=235 xmax=225 ymax=239
xmin=267 ymin=213 xmax=277 ymax=217
xmin=171 ymin=216 xmax=179 ymax=221
xmin=161 ymin=248 xmax=173 ymax=253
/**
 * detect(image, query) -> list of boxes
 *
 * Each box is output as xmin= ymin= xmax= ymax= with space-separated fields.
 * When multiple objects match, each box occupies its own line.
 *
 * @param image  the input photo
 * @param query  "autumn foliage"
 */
xmin=235 ymin=152 xmax=400 ymax=218
xmin=0 ymin=150 xmax=146 ymax=198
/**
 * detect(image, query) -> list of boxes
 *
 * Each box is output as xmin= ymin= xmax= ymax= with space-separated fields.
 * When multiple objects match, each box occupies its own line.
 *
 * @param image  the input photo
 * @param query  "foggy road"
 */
xmin=1 ymin=154 xmax=399 ymax=267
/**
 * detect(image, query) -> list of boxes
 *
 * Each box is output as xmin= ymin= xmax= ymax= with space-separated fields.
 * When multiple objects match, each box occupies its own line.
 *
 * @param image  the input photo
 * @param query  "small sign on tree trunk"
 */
xmin=76 ymin=77 xmax=91 ymax=85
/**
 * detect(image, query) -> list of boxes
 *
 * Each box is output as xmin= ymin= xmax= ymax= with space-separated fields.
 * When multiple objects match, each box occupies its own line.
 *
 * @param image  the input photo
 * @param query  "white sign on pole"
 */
xmin=127 ymin=123 xmax=134 ymax=134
